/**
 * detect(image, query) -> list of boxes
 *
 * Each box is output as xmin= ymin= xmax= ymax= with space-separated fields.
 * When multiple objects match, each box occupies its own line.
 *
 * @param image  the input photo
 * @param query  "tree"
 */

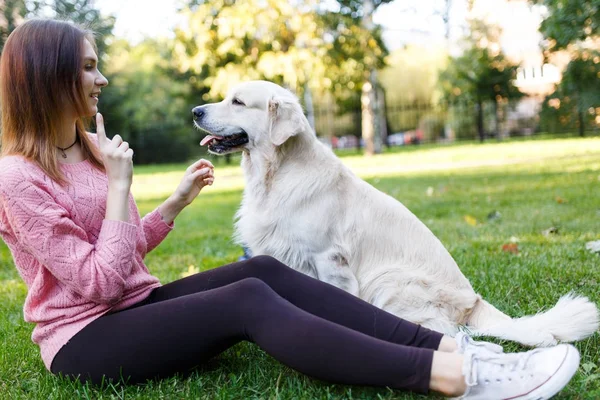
xmin=532 ymin=0 xmax=599 ymax=51
xmin=531 ymin=0 xmax=599 ymax=136
xmin=440 ymin=47 xmax=523 ymax=141
xmin=332 ymin=0 xmax=392 ymax=155
xmin=542 ymin=51 xmax=600 ymax=136
xmin=439 ymin=20 xmax=523 ymax=141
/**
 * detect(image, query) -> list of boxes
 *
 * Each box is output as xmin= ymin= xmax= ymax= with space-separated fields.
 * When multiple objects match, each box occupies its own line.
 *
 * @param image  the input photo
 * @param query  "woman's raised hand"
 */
xmin=96 ymin=113 xmax=134 ymax=191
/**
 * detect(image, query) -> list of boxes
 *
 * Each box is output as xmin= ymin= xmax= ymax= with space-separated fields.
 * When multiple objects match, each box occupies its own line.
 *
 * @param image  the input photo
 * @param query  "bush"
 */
xmin=124 ymin=123 xmax=196 ymax=165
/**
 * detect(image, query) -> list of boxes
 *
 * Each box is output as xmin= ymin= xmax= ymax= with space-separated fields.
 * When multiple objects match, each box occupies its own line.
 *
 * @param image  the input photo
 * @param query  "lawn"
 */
xmin=1 ymin=137 xmax=599 ymax=399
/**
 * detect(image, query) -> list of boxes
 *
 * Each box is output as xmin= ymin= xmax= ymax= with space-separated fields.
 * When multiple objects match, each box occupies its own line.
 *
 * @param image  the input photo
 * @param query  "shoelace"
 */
xmin=463 ymin=349 xmax=537 ymax=386
xmin=456 ymin=332 xmax=503 ymax=354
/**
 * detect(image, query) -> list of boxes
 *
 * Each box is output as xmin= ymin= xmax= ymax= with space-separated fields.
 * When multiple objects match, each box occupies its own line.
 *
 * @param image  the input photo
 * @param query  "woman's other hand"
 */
xmin=158 ymin=159 xmax=215 ymax=224
xmin=171 ymin=159 xmax=215 ymax=206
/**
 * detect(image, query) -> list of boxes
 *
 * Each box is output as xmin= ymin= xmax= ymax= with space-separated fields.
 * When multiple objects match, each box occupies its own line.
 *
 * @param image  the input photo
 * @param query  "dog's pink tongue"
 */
xmin=200 ymin=135 xmax=220 ymax=146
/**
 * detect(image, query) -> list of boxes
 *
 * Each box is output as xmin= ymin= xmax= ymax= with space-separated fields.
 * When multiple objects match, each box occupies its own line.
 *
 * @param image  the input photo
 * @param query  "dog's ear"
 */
xmin=268 ymin=96 xmax=312 ymax=146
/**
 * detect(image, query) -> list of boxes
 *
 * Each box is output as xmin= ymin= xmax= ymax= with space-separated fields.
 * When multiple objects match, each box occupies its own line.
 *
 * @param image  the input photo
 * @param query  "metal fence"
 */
xmin=312 ymin=97 xmax=599 ymax=148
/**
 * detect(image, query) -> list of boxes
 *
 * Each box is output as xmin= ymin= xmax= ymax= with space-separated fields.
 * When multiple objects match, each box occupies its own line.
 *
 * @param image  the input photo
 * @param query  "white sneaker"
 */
xmin=453 ymin=344 xmax=580 ymax=400
xmin=455 ymin=331 xmax=503 ymax=354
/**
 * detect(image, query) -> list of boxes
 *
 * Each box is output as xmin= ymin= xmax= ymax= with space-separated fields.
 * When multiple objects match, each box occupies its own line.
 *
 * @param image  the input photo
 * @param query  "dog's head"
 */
xmin=192 ymin=80 xmax=312 ymax=155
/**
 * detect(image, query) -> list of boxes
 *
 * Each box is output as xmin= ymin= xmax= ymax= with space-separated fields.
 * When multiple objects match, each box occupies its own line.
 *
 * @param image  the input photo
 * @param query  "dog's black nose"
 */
xmin=192 ymin=106 xmax=205 ymax=120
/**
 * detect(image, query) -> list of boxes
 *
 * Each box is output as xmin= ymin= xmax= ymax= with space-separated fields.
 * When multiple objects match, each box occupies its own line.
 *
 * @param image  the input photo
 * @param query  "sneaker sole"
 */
xmin=516 ymin=344 xmax=580 ymax=400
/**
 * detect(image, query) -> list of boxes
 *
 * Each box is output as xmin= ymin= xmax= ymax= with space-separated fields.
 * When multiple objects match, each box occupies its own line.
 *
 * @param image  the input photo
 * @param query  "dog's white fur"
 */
xmin=193 ymin=80 xmax=599 ymax=346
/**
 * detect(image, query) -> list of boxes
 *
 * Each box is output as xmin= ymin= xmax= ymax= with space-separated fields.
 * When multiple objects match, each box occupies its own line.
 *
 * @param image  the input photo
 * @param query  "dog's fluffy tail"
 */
xmin=466 ymin=293 xmax=599 ymax=346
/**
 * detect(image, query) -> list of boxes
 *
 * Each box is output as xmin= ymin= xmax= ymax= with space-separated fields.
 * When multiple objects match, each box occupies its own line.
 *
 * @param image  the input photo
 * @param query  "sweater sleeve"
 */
xmin=141 ymin=208 xmax=174 ymax=254
xmin=0 ymin=176 xmax=138 ymax=305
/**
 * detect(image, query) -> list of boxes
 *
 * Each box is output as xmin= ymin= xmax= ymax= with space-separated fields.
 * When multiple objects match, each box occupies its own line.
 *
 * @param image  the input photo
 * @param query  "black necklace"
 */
xmin=57 ymin=136 xmax=78 ymax=159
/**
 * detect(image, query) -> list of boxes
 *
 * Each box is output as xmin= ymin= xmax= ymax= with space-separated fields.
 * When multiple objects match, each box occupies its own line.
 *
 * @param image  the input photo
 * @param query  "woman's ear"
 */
xmin=268 ymin=96 xmax=313 ymax=146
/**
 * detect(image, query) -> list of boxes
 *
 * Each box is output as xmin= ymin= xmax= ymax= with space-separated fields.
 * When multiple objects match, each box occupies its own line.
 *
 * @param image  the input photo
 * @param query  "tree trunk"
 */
xmin=493 ymin=100 xmax=500 ymax=139
xmin=578 ymin=109 xmax=585 ymax=137
xmin=361 ymin=82 xmax=375 ymax=155
xmin=303 ymin=82 xmax=315 ymax=134
xmin=360 ymin=0 xmax=381 ymax=156
xmin=377 ymin=86 xmax=388 ymax=148
xmin=476 ymin=99 xmax=484 ymax=142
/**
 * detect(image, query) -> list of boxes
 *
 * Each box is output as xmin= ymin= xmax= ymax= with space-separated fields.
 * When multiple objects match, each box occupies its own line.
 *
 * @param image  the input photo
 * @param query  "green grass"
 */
xmin=1 ymin=137 xmax=600 ymax=399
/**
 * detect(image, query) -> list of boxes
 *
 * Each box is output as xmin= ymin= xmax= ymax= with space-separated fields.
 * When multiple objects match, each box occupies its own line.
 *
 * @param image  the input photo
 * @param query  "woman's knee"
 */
xmin=245 ymin=255 xmax=293 ymax=277
xmin=234 ymin=277 xmax=275 ymax=298
xmin=232 ymin=278 xmax=283 ymax=315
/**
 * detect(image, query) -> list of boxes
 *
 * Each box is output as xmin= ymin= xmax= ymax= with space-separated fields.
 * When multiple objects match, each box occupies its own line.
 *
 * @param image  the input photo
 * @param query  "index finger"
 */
xmin=95 ymin=113 xmax=107 ymax=143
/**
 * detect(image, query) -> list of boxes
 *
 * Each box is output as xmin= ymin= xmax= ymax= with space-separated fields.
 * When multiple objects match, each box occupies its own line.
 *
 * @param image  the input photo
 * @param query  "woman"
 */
xmin=0 ymin=19 xmax=580 ymax=399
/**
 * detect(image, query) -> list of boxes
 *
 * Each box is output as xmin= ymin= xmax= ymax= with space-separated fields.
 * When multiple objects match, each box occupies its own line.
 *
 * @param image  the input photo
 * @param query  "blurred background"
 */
xmin=1 ymin=0 xmax=599 ymax=163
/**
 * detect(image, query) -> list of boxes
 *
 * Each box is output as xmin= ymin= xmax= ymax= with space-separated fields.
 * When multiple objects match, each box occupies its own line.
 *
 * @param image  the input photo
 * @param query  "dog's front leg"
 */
xmin=314 ymin=252 xmax=360 ymax=297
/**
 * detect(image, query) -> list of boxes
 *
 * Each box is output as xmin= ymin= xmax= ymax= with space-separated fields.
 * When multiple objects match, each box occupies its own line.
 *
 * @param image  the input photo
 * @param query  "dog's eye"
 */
xmin=232 ymin=98 xmax=245 ymax=106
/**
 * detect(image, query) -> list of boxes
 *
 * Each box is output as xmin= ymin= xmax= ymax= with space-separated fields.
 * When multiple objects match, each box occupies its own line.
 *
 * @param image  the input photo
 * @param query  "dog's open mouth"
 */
xmin=199 ymin=131 xmax=249 ymax=154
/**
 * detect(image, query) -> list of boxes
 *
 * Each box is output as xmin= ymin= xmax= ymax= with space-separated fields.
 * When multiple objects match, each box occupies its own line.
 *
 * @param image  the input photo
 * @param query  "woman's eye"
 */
xmin=232 ymin=98 xmax=245 ymax=106
xmin=84 ymin=65 xmax=93 ymax=70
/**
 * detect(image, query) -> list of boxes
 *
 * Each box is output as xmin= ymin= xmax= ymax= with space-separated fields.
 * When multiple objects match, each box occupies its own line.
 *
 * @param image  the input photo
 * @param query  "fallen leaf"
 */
xmin=586 ymin=241 xmax=600 ymax=254
xmin=502 ymin=243 xmax=519 ymax=254
xmin=542 ymin=227 xmax=559 ymax=236
xmin=555 ymin=196 xmax=568 ymax=204
xmin=181 ymin=264 xmax=200 ymax=278
xmin=464 ymin=215 xmax=478 ymax=226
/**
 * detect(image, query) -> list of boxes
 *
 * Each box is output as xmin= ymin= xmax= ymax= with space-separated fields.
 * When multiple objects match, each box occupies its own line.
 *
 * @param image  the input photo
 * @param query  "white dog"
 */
xmin=192 ymin=80 xmax=599 ymax=346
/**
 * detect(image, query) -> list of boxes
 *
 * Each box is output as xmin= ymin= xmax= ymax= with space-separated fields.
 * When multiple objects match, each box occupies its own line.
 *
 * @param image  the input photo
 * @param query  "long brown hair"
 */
xmin=0 ymin=19 xmax=104 ymax=185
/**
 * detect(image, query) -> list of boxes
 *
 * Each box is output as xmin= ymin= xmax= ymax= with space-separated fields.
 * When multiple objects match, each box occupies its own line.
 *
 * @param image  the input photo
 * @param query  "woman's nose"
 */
xmin=96 ymin=72 xmax=109 ymax=87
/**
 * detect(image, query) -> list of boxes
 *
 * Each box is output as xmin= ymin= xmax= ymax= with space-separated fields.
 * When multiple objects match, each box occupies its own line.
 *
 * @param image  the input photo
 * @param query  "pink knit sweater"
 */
xmin=0 ymin=151 xmax=173 ymax=371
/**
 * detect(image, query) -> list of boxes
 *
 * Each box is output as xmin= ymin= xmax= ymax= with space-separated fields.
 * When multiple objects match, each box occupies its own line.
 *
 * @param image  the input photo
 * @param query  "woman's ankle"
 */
xmin=429 ymin=351 xmax=467 ymax=396
xmin=437 ymin=335 xmax=458 ymax=352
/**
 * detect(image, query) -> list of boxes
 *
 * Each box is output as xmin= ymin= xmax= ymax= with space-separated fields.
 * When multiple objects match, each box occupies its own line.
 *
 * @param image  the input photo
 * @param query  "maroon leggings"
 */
xmin=51 ymin=256 xmax=443 ymax=393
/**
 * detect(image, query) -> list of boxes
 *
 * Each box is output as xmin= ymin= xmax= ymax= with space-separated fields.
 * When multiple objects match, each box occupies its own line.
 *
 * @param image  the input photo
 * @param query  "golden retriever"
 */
xmin=192 ymin=80 xmax=598 ymax=346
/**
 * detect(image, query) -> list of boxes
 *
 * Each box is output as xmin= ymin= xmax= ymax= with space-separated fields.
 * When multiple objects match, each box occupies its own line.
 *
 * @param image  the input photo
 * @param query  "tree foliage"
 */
xmin=532 ymin=0 xmax=600 ymax=135
xmin=541 ymin=50 xmax=600 ymax=135
xmin=0 ymin=0 xmax=27 ymax=52
xmin=2 ymin=0 xmax=114 ymax=56
xmin=173 ymin=0 xmax=387 ymax=108
xmin=532 ymin=0 xmax=599 ymax=50
xmin=334 ymin=0 xmax=394 ymax=16
xmin=440 ymin=47 xmax=522 ymax=104
xmin=31 ymin=0 xmax=115 ymax=59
